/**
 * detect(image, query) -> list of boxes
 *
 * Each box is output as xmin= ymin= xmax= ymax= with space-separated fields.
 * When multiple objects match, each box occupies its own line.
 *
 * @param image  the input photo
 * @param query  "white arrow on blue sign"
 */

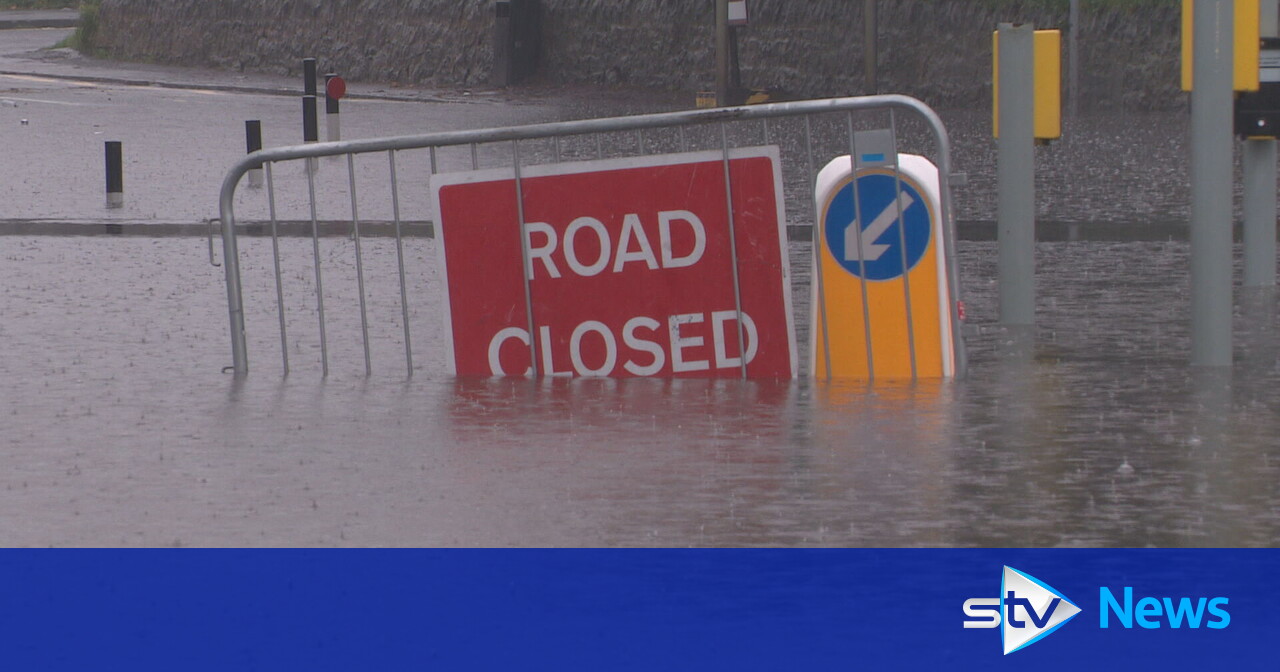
xmin=822 ymin=172 xmax=932 ymax=281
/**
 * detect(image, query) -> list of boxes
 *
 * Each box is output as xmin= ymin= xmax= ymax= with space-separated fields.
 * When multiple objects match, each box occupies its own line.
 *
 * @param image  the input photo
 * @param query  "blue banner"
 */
xmin=0 ymin=550 xmax=1273 ymax=669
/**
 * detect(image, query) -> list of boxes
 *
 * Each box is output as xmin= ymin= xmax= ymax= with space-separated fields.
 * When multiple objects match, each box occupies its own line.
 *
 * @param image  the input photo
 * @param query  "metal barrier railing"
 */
xmin=217 ymin=94 xmax=966 ymax=378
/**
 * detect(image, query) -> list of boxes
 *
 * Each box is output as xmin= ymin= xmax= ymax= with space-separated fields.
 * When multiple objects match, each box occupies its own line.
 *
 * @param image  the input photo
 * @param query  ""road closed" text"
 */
xmin=523 ymin=210 xmax=707 ymax=280
xmin=487 ymin=310 xmax=758 ymax=377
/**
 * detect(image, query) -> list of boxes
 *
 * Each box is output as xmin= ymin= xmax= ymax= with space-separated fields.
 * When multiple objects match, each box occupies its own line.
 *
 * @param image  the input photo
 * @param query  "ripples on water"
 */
xmin=1 ymin=234 xmax=1278 ymax=547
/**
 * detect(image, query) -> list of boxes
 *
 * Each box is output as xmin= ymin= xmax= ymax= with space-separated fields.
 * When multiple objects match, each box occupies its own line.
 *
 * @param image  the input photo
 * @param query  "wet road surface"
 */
xmin=1 ymin=233 xmax=1277 ymax=547
xmin=1 ymin=25 xmax=1278 ymax=547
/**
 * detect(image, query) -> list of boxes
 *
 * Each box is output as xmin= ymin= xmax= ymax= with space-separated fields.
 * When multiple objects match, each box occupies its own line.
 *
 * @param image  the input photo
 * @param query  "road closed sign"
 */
xmin=432 ymin=147 xmax=796 ymax=378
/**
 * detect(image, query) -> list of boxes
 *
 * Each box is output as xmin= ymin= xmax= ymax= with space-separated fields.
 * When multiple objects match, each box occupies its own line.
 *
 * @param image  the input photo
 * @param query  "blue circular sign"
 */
xmin=822 ymin=172 xmax=932 ymax=281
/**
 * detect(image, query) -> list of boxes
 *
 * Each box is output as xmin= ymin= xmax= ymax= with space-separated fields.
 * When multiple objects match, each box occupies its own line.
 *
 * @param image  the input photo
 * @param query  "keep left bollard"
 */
xmin=105 ymin=140 xmax=123 ymax=208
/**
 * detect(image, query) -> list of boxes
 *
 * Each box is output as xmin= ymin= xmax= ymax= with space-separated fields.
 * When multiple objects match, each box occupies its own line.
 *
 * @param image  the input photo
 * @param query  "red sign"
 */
xmin=433 ymin=147 xmax=796 ymax=378
xmin=326 ymin=76 xmax=347 ymax=100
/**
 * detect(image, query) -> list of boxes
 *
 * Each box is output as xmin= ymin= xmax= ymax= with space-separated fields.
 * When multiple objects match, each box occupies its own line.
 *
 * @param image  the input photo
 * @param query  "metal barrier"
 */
xmin=217 ymin=94 xmax=966 ymax=378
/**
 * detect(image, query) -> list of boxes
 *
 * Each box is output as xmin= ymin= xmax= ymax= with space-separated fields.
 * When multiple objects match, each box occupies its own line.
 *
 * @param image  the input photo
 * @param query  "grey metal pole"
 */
xmin=1069 ymin=0 xmax=1080 ymax=118
xmin=716 ymin=0 xmax=729 ymax=106
xmin=997 ymin=23 xmax=1036 ymax=327
xmin=1190 ymin=0 xmax=1234 ymax=367
xmin=864 ymin=0 xmax=879 ymax=94
xmin=1244 ymin=1 xmax=1278 ymax=289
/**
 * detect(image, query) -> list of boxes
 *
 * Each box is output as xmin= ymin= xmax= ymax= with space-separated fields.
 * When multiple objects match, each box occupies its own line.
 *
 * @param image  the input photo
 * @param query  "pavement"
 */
xmin=0 ymin=12 xmax=1197 ymax=241
xmin=0 ymin=8 xmax=78 ymax=30
xmin=0 ymin=8 xmax=681 ymax=109
xmin=0 ymin=16 xmax=684 ymax=235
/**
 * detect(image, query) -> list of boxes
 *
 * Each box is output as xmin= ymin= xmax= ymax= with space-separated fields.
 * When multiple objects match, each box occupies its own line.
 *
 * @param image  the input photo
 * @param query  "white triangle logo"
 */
xmin=1001 ymin=566 xmax=1081 ymax=655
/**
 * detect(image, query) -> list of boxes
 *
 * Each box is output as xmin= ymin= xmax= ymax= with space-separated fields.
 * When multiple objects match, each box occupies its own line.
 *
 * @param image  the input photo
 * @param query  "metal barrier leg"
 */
xmin=846 ymin=113 xmax=875 ymax=381
xmin=265 ymin=162 xmax=290 ymax=375
xmin=888 ymin=111 xmax=919 ymax=380
xmin=914 ymin=105 xmax=967 ymax=377
xmin=347 ymin=153 xmax=373 ymax=376
xmin=393 ymin=150 xmax=414 ymax=377
xmin=719 ymin=122 xmax=748 ymax=379
xmin=220 ymin=199 xmax=249 ymax=375
xmin=512 ymin=140 xmax=539 ymax=376
xmin=805 ymin=116 xmax=833 ymax=380
xmin=305 ymin=155 xmax=330 ymax=376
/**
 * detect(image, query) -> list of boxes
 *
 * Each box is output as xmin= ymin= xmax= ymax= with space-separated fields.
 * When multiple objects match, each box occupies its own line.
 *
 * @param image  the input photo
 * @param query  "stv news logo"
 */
xmin=962 ymin=566 xmax=1081 ymax=655
xmin=963 ymin=565 xmax=1234 ymax=657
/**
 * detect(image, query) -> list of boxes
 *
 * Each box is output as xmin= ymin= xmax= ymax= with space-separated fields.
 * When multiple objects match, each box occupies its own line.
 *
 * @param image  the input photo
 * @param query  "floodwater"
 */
xmin=2 ymin=231 xmax=1278 ymax=547
xmin=2 ymin=23 xmax=1277 ymax=547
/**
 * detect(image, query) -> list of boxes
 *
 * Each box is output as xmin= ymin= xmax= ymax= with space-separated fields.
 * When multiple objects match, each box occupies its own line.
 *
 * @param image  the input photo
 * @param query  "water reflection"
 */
xmin=953 ymin=354 xmax=1280 ymax=548
xmin=807 ymin=380 xmax=957 ymax=545
xmin=1 ymin=237 xmax=1279 ymax=546
xmin=1238 ymin=287 xmax=1279 ymax=370
xmin=444 ymin=378 xmax=805 ymax=546
xmin=440 ymin=378 xmax=1002 ymax=548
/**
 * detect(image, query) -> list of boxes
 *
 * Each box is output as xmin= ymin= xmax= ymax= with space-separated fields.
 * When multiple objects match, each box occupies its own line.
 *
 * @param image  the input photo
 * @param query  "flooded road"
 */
xmin=2 ymin=25 xmax=1278 ymax=548
xmin=2 ymin=235 xmax=1278 ymax=547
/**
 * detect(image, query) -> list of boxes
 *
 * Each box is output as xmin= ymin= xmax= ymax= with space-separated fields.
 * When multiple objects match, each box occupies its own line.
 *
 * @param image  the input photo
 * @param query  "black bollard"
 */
xmin=302 ymin=96 xmax=318 ymax=143
xmin=302 ymin=58 xmax=318 ymax=144
xmin=245 ymin=120 xmax=264 ymax=187
xmin=303 ymin=58 xmax=317 ymax=96
xmin=245 ymin=119 xmax=263 ymax=154
xmin=105 ymin=141 xmax=123 ymax=208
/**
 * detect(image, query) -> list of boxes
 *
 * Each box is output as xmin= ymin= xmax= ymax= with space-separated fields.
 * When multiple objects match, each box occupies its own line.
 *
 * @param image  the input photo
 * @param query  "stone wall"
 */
xmin=95 ymin=0 xmax=1184 ymax=110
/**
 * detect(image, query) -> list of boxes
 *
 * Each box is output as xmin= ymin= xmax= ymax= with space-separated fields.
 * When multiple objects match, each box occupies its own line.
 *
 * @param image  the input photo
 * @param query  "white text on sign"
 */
xmin=523 ymin=210 xmax=707 ymax=279
xmin=487 ymin=310 xmax=758 ymax=376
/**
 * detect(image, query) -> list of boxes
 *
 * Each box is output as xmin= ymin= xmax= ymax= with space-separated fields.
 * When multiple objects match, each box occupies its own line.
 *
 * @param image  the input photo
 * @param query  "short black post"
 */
xmin=302 ymin=58 xmax=318 ymax=144
xmin=302 ymin=96 xmax=319 ymax=143
xmin=324 ymin=72 xmax=341 ymax=142
xmin=245 ymin=120 xmax=264 ymax=187
xmin=105 ymin=141 xmax=123 ymax=208
xmin=303 ymin=57 xmax=318 ymax=96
